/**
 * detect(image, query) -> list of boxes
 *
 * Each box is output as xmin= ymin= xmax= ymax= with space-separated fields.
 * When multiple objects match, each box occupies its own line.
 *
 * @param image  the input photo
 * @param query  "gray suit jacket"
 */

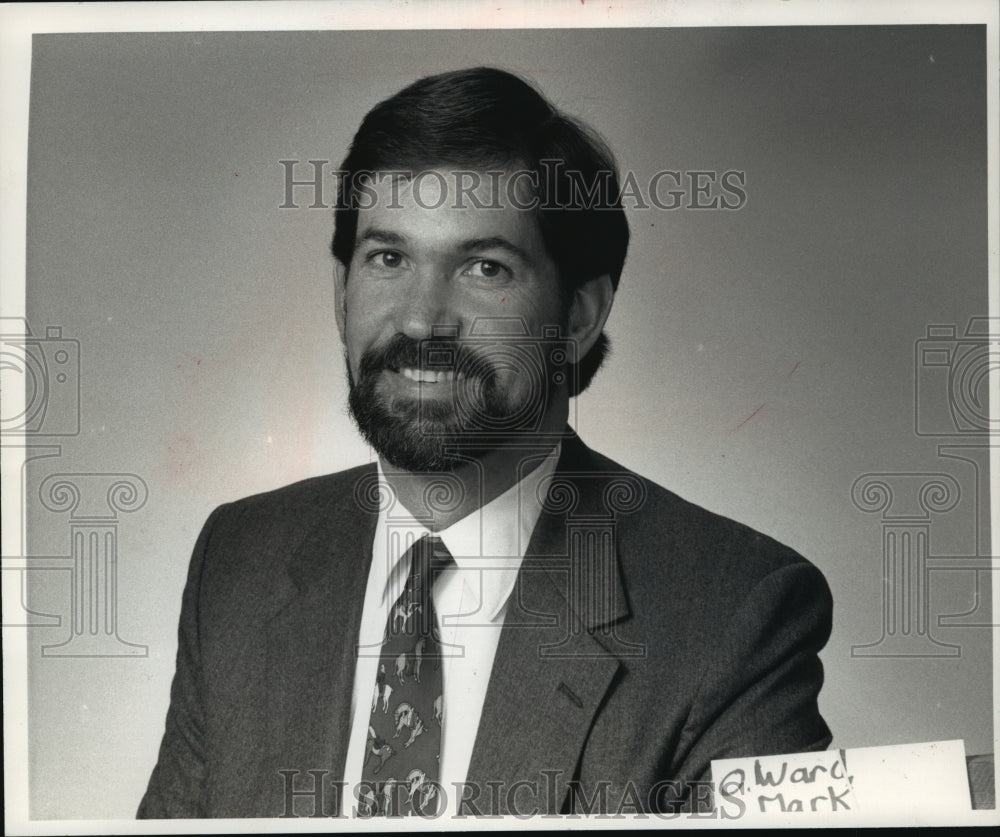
xmin=138 ymin=431 xmax=832 ymax=818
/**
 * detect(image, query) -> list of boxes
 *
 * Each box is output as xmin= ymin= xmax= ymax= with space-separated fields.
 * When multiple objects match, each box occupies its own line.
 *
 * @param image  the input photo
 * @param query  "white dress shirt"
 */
xmin=342 ymin=443 xmax=560 ymax=813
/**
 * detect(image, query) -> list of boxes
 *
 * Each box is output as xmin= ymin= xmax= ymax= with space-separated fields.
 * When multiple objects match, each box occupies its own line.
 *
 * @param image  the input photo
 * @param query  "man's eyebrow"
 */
xmin=358 ymin=228 xmax=407 ymax=246
xmin=459 ymin=237 xmax=530 ymax=264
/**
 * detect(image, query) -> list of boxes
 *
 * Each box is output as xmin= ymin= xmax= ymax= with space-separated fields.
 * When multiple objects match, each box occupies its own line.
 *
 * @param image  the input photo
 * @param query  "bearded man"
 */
xmin=139 ymin=66 xmax=832 ymax=820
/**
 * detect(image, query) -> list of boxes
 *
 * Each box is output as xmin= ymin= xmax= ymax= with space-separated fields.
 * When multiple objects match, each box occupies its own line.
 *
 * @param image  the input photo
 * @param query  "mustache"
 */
xmin=358 ymin=334 xmax=498 ymax=380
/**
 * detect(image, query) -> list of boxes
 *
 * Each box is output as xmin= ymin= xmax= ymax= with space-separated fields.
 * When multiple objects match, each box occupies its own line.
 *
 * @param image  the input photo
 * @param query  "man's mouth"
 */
xmin=394 ymin=366 xmax=465 ymax=384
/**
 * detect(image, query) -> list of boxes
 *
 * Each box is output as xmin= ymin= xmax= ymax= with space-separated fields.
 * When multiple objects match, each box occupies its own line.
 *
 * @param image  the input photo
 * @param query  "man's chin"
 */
xmin=349 ymin=378 xmax=546 ymax=472
xmin=367 ymin=426 xmax=477 ymax=473
xmin=348 ymin=399 xmax=467 ymax=472
xmin=365 ymin=412 xmax=541 ymax=473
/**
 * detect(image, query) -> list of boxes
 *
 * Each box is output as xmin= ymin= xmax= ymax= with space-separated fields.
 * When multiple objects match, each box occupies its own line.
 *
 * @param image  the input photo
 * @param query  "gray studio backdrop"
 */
xmin=21 ymin=27 xmax=990 ymax=818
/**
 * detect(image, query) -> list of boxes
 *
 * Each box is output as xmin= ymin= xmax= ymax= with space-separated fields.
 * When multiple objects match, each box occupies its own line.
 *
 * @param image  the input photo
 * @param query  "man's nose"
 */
xmin=396 ymin=274 xmax=458 ymax=340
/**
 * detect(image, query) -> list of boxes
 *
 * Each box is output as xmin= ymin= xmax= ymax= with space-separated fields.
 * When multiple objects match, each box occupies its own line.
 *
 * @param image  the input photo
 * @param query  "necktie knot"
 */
xmin=405 ymin=536 xmax=453 ymax=616
xmin=424 ymin=535 xmax=455 ymax=581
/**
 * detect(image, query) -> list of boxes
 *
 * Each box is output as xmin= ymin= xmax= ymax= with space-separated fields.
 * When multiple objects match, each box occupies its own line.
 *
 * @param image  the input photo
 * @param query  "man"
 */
xmin=138 ymin=67 xmax=832 ymax=819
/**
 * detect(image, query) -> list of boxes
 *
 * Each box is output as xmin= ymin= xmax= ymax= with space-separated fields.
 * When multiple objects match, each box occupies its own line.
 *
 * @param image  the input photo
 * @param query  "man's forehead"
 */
xmin=358 ymin=166 xmax=538 ymax=211
xmin=353 ymin=167 xmax=546 ymax=250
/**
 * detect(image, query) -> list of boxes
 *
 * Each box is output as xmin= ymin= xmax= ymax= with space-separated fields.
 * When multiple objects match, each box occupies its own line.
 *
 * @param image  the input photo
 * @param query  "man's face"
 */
xmin=337 ymin=167 xmax=570 ymax=472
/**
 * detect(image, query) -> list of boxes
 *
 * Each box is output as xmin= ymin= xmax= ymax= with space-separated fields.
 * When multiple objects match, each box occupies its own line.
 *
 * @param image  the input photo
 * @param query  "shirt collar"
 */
xmin=371 ymin=443 xmax=561 ymax=622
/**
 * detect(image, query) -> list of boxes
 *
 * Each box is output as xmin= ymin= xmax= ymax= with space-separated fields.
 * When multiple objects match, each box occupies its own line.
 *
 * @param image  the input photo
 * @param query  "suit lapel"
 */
xmin=262 ymin=472 xmax=378 ymax=815
xmin=253 ymin=436 xmax=640 ymax=815
xmin=466 ymin=433 xmax=635 ymax=815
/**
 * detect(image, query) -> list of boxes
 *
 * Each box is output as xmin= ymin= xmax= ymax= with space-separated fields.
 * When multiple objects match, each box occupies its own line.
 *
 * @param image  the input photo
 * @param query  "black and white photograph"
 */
xmin=2 ymin=0 xmax=997 ymax=830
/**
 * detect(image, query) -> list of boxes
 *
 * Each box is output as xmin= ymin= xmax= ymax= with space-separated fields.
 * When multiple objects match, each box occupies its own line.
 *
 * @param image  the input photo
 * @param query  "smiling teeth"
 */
xmin=399 ymin=367 xmax=462 ymax=383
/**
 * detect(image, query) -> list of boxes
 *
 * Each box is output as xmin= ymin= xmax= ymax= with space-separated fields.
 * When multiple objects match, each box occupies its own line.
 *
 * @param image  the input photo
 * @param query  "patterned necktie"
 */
xmin=359 ymin=535 xmax=452 ymax=817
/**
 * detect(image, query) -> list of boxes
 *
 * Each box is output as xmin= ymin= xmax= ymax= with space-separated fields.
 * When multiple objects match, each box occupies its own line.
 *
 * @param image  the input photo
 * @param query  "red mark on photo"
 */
xmin=733 ymin=403 xmax=765 ymax=432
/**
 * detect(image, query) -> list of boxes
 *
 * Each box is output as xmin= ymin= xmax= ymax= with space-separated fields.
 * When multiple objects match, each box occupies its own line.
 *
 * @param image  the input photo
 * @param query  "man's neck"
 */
xmin=379 ymin=407 xmax=568 ymax=531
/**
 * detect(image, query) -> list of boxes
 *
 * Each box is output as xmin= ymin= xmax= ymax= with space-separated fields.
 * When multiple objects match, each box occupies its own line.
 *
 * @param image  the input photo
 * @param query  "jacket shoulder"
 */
xmin=191 ymin=463 xmax=377 ymax=586
xmin=575 ymin=442 xmax=821 ymax=589
xmin=212 ymin=462 xmax=376 ymax=524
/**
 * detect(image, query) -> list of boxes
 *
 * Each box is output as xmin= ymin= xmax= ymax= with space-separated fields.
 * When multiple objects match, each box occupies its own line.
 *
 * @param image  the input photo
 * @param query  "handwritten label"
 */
xmin=714 ymin=748 xmax=854 ymax=818
xmin=712 ymin=739 xmax=971 ymax=823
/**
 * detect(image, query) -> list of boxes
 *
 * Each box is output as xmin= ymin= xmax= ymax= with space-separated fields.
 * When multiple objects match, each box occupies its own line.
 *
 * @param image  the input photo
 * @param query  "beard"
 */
xmin=346 ymin=333 xmax=563 ymax=472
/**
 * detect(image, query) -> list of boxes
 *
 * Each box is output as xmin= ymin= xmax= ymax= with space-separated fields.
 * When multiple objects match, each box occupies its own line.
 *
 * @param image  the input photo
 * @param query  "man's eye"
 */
xmin=371 ymin=251 xmax=403 ymax=268
xmin=466 ymin=259 xmax=509 ymax=279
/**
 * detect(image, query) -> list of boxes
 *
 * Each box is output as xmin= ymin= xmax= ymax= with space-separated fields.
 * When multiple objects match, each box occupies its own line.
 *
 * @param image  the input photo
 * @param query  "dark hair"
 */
xmin=332 ymin=66 xmax=630 ymax=395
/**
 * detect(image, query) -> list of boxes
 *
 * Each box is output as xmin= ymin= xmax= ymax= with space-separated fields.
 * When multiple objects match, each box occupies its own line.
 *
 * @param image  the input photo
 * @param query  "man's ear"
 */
xmin=333 ymin=259 xmax=348 ymax=344
xmin=567 ymin=273 xmax=614 ymax=361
